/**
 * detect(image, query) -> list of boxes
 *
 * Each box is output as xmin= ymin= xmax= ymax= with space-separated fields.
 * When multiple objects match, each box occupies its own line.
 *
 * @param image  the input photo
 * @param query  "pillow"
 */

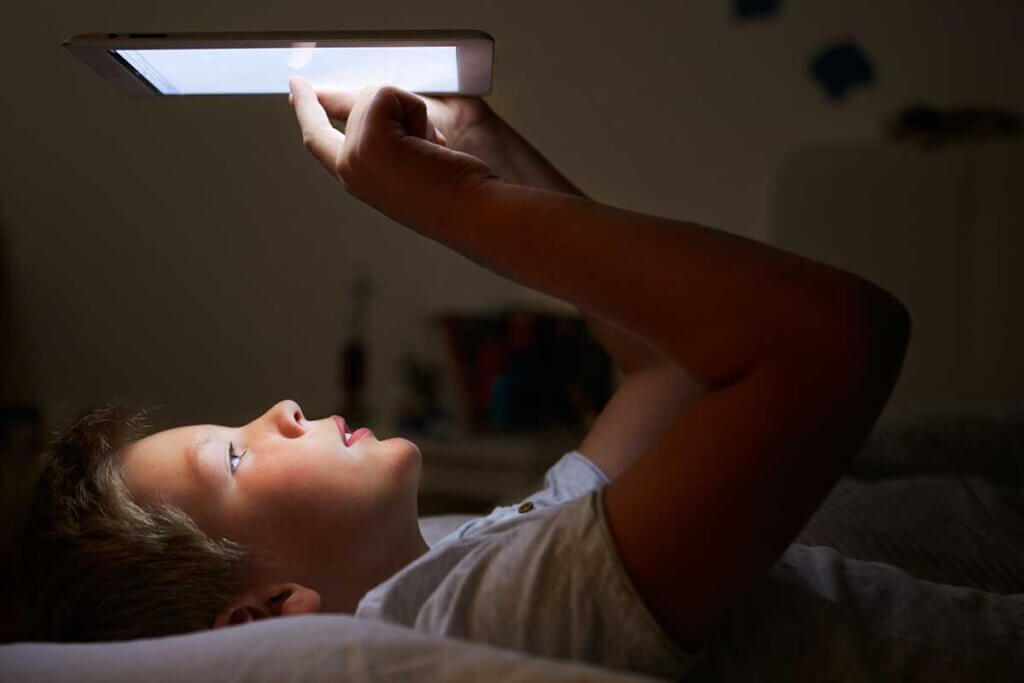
xmin=0 ymin=516 xmax=648 ymax=682
xmin=0 ymin=614 xmax=653 ymax=682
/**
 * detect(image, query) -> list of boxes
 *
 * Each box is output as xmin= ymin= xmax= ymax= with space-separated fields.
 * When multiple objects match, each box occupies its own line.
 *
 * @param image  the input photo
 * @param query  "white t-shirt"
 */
xmin=355 ymin=451 xmax=702 ymax=680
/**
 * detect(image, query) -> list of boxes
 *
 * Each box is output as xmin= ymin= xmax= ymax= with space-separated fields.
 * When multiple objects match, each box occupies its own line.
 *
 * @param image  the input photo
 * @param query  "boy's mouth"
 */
xmin=332 ymin=415 xmax=373 ymax=447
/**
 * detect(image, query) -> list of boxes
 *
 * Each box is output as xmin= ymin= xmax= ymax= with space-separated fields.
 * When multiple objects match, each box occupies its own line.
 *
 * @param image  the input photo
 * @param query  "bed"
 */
xmin=2 ymin=404 xmax=1022 ymax=681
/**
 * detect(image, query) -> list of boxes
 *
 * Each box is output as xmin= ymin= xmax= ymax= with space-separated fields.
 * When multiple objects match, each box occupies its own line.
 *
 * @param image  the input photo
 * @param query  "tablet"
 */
xmin=62 ymin=29 xmax=494 ymax=97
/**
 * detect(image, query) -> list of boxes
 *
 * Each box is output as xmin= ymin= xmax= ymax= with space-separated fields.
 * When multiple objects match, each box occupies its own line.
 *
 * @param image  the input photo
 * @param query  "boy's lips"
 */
xmin=332 ymin=415 xmax=373 ymax=447
xmin=349 ymin=427 xmax=373 ymax=445
xmin=332 ymin=415 xmax=350 ymax=446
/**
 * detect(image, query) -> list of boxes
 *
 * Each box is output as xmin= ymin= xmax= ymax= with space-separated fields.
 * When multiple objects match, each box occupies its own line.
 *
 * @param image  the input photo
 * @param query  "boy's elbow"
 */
xmin=825 ymin=283 xmax=912 ymax=397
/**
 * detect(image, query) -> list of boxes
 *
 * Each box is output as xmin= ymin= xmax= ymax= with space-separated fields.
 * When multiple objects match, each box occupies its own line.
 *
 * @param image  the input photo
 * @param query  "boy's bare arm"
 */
xmin=443 ymin=106 xmax=707 ymax=476
xmin=309 ymin=88 xmax=674 ymax=377
xmin=450 ymin=179 xmax=899 ymax=396
xmin=448 ymin=104 xmax=676 ymax=375
xmin=290 ymin=80 xmax=911 ymax=652
xmin=455 ymin=181 xmax=909 ymax=650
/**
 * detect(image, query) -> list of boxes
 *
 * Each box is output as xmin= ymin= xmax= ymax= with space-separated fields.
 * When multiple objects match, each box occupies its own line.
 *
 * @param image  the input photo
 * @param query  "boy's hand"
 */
xmin=324 ymin=88 xmax=503 ymax=163
xmin=288 ymin=76 xmax=497 ymax=237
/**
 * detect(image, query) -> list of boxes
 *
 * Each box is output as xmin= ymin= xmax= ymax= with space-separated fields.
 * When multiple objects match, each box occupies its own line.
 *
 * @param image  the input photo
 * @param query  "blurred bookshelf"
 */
xmin=393 ymin=308 xmax=614 ymax=515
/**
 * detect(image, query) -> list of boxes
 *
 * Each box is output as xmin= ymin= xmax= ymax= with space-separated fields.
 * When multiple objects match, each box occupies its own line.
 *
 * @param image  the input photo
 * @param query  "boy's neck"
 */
xmin=319 ymin=518 xmax=431 ymax=614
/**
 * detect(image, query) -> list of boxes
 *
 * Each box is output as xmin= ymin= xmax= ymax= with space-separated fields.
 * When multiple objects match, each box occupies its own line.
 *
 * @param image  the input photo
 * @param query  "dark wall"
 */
xmin=1 ymin=1 xmax=1021 ymax=432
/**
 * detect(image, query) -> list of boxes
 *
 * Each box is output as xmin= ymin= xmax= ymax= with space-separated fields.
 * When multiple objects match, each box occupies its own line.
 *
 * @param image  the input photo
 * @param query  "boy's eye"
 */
xmin=228 ymin=442 xmax=246 ymax=474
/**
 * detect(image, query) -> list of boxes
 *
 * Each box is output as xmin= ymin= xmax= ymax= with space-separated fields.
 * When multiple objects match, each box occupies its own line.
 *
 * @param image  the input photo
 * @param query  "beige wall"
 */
xmin=774 ymin=142 xmax=1024 ymax=416
xmin=1 ymin=1 xmax=1022 ymax=431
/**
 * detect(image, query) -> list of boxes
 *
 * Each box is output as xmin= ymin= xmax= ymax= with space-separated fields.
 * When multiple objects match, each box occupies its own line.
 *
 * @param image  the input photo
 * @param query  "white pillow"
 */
xmin=0 ymin=614 xmax=653 ymax=682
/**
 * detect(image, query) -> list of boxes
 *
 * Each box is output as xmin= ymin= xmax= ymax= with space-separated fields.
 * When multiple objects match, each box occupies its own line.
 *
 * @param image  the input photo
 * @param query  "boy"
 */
xmin=14 ymin=76 xmax=910 ymax=680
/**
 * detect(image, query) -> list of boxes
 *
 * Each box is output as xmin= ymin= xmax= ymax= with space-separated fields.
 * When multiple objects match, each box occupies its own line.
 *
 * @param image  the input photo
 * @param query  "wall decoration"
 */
xmin=810 ymin=41 xmax=875 ymax=100
xmin=734 ymin=0 xmax=783 ymax=21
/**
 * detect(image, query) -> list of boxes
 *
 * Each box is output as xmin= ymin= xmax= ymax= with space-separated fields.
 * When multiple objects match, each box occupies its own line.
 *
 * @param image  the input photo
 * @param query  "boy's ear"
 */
xmin=212 ymin=582 xmax=321 ymax=628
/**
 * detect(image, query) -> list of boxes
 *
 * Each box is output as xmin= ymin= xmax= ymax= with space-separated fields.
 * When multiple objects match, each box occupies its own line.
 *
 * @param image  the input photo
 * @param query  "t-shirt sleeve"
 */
xmin=445 ymin=451 xmax=611 ymax=542
xmin=405 ymin=488 xmax=703 ymax=680
xmin=521 ymin=450 xmax=611 ymax=509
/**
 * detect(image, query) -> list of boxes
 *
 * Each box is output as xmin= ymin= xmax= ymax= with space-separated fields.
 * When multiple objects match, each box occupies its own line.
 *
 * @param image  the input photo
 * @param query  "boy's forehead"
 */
xmin=129 ymin=425 xmax=203 ymax=453
xmin=120 ymin=425 xmax=217 ymax=504
xmin=122 ymin=425 xmax=218 ymax=472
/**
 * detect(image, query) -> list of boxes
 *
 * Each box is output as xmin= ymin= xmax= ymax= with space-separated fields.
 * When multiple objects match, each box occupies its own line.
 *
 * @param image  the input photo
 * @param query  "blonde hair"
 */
xmin=12 ymin=405 xmax=251 ymax=642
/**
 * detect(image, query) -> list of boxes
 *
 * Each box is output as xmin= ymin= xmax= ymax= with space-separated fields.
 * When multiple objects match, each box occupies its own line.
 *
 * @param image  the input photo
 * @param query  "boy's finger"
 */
xmin=315 ymin=89 xmax=359 ymax=121
xmin=289 ymin=77 xmax=346 ymax=172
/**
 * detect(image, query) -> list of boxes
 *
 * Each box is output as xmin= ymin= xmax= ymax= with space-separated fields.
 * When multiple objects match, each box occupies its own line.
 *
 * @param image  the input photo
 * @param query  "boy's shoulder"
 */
xmin=355 ymin=451 xmax=700 ymax=680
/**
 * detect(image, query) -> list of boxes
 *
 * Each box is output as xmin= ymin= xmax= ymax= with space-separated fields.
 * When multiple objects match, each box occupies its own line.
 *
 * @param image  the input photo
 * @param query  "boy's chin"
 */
xmin=381 ymin=436 xmax=421 ymax=460
xmin=383 ymin=437 xmax=423 ymax=485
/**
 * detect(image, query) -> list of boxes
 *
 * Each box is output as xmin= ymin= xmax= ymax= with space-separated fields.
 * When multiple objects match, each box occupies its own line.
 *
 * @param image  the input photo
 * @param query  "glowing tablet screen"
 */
xmin=113 ymin=45 xmax=459 ymax=95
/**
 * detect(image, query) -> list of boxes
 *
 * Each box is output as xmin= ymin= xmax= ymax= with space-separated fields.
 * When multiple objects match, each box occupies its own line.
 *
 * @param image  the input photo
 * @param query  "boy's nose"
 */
xmin=264 ymin=399 xmax=307 ymax=438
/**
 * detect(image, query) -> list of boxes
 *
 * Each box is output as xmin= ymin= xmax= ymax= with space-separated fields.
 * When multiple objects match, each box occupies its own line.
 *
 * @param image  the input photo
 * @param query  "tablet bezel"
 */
xmin=62 ymin=29 xmax=494 ymax=97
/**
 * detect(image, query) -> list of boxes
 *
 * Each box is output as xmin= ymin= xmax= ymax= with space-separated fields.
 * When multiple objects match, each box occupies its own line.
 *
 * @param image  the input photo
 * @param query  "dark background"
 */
xmin=2 ymin=0 xmax=1022 ymax=439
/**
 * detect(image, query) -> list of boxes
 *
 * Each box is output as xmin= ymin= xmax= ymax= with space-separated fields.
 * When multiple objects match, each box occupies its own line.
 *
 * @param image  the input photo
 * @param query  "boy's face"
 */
xmin=119 ymin=400 xmax=422 ymax=589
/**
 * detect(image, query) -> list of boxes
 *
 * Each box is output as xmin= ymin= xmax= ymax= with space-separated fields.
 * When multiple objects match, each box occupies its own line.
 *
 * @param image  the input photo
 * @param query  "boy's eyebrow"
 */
xmin=185 ymin=433 xmax=215 ymax=483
